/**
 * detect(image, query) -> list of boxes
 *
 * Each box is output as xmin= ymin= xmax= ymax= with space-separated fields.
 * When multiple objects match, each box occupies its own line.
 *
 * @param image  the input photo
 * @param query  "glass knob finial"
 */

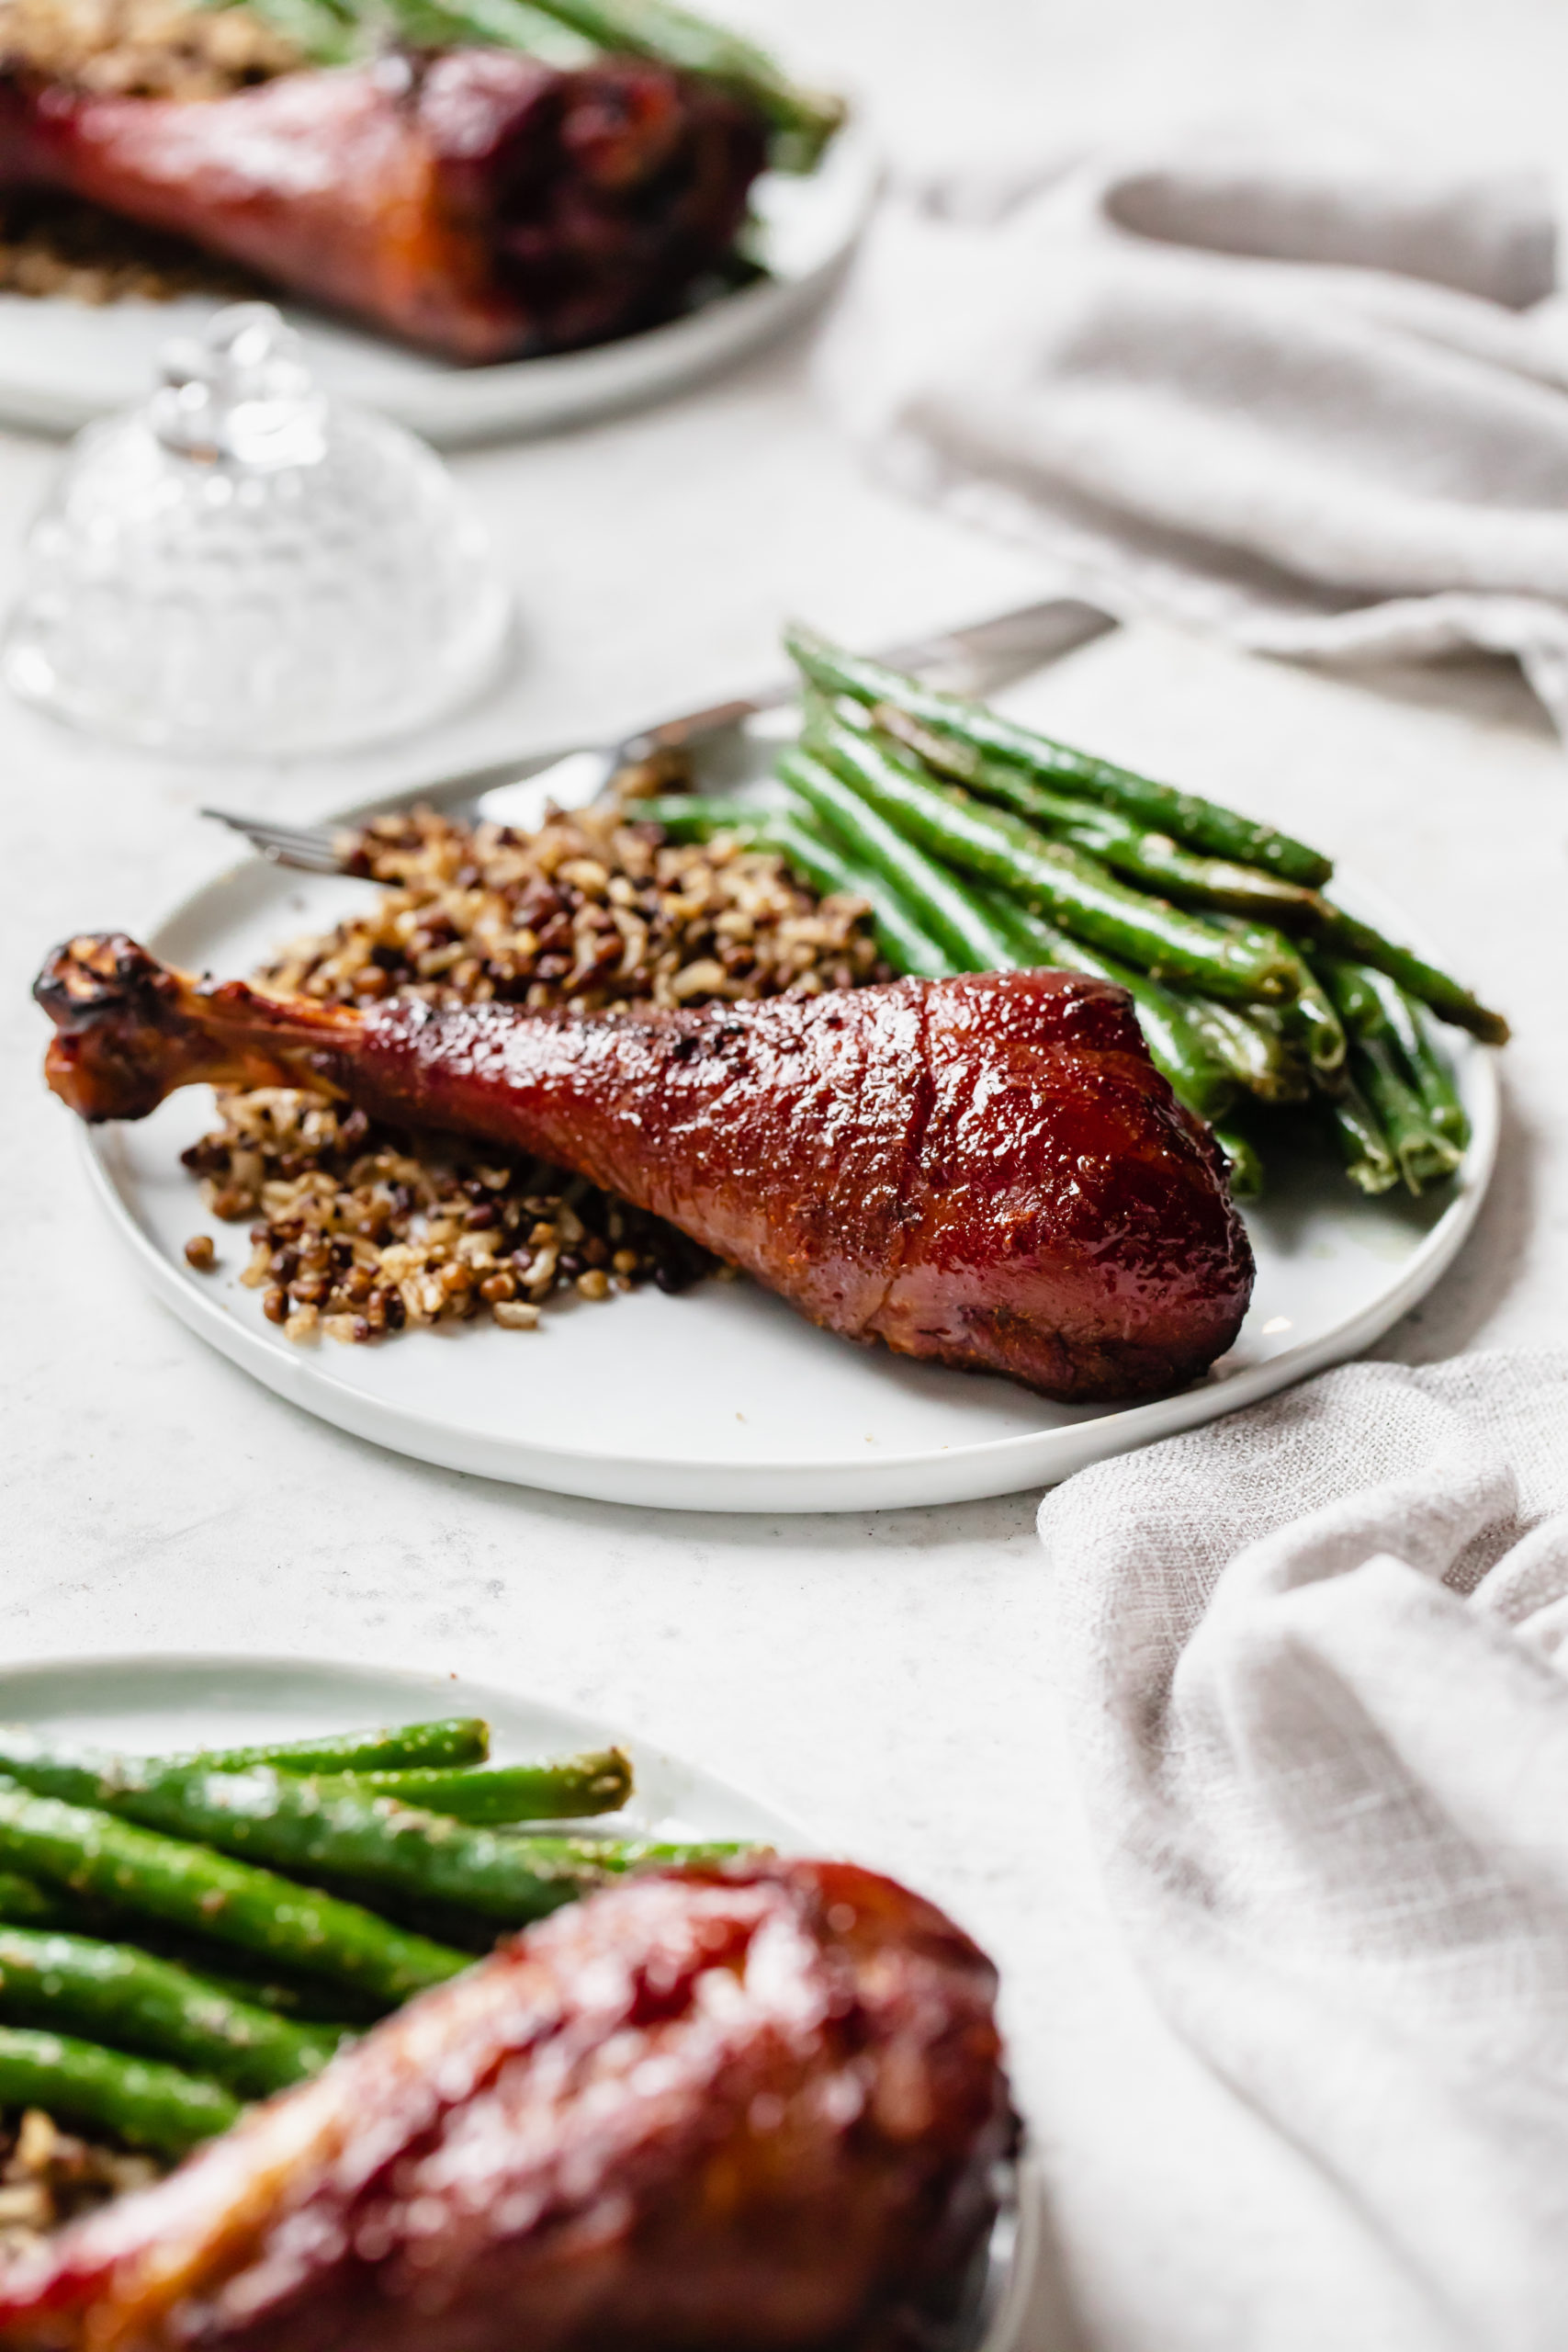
xmin=152 ymin=302 xmax=324 ymax=468
xmin=2 ymin=303 xmax=512 ymax=755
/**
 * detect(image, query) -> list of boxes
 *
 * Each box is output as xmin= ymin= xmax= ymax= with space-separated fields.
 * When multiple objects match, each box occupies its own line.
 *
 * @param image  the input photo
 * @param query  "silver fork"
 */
xmin=203 ymin=596 xmax=1109 ymax=873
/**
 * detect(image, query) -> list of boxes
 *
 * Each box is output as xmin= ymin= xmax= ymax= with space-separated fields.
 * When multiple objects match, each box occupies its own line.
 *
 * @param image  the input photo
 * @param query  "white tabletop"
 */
xmin=3 ymin=5 xmax=1566 ymax=2345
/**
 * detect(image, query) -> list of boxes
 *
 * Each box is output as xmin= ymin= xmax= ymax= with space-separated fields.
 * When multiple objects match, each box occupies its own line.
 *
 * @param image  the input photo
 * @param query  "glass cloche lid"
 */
xmin=2 ymin=302 xmax=512 ymax=756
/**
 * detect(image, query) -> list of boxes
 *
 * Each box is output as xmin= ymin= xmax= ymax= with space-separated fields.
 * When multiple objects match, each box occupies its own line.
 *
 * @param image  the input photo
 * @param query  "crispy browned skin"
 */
xmin=0 ymin=51 xmax=766 ymax=361
xmin=0 ymin=1860 xmax=1012 ymax=2352
xmin=35 ymin=933 xmax=1254 ymax=1399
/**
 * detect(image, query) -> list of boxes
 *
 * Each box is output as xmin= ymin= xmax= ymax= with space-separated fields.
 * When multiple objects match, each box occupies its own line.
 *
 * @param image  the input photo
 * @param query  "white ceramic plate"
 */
xmin=0 ymin=128 xmax=875 ymax=447
xmin=0 ymin=1651 xmax=1032 ymax=2350
xmin=77 ymin=714 xmax=1499 ymax=1513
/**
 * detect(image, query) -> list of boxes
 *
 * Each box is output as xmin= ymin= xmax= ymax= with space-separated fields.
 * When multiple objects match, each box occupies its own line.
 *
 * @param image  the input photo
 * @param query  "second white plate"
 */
xmin=73 ymin=718 xmax=1499 ymax=1513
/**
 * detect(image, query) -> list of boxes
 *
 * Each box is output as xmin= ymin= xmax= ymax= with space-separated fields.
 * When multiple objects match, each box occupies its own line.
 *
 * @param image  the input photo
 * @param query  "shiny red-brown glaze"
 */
xmin=34 ymin=934 xmax=1254 ymax=1399
xmin=0 ymin=1860 xmax=1012 ymax=2352
xmin=0 ymin=51 xmax=766 ymax=360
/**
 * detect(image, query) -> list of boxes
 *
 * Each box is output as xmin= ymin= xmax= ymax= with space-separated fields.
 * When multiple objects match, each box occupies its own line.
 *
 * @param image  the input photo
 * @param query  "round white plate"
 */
xmin=77 ymin=718 xmax=1499 ymax=1513
xmin=0 ymin=128 xmax=875 ymax=447
xmin=0 ymin=1651 xmax=1031 ymax=2349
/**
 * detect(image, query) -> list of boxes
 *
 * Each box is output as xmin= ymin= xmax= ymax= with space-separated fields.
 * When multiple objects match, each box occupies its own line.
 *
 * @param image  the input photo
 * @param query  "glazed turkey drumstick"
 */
xmin=35 ymin=934 xmax=1255 ymax=1400
xmin=0 ymin=50 xmax=767 ymax=361
xmin=0 ymin=1859 xmax=1014 ymax=2351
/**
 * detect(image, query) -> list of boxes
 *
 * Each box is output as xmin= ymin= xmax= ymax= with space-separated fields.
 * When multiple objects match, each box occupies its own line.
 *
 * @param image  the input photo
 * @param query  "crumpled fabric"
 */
xmin=819 ymin=138 xmax=1568 ymax=730
xmin=1035 ymin=1349 xmax=1568 ymax=2349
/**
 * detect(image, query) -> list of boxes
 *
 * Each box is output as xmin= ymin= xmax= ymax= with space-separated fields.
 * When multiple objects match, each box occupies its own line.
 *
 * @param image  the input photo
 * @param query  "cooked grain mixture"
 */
xmin=0 ymin=2109 xmax=159 ymax=2256
xmin=184 ymin=799 xmax=884 ymax=1346
xmin=0 ymin=190 xmax=264 ymax=304
xmin=0 ymin=0 xmax=299 ymax=97
xmin=0 ymin=0 xmax=298 ymax=302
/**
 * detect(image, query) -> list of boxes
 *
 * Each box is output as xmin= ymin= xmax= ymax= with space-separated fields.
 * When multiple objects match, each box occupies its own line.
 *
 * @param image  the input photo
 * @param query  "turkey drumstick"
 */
xmin=0 ymin=1859 xmax=1014 ymax=2352
xmin=0 ymin=51 xmax=767 ymax=362
xmin=35 ymin=933 xmax=1255 ymax=1400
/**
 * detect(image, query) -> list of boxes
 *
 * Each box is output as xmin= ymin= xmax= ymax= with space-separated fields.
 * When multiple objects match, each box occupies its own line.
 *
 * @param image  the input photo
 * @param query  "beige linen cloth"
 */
xmin=818 ymin=142 xmax=1568 ymax=729
xmin=1037 ymin=1350 xmax=1568 ymax=2350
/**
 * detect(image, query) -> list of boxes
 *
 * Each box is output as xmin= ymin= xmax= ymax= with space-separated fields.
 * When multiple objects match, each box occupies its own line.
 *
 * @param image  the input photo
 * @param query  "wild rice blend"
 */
xmin=0 ymin=2109 xmax=158 ymax=2256
xmin=0 ymin=0 xmax=297 ymax=301
xmin=183 ymin=799 xmax=884 ymax=1347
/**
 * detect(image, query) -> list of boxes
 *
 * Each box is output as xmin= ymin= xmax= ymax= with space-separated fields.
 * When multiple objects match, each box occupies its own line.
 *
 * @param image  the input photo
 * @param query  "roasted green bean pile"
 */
xmin=201 ymin=0 xmax=844 ymax=171
xmin=635 ymin=625 xmax=1507 ymax=1204
xmin=0 ymin=1718 xmax=746 ymax=2158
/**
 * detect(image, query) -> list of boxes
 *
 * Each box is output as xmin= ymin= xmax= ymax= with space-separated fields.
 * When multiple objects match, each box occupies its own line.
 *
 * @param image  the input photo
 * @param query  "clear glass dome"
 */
xmin=2 ymin=303 xmax=512 ymax=755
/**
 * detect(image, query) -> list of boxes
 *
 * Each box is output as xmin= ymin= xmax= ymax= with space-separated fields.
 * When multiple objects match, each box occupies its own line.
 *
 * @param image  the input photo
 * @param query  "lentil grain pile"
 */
xmin=183 ymin=799 xmax=884 ymax=1347
xmin=0 ymin=0 xmax=296 ymax=302
xmin=0 ymin=2109 xmax=158 ymax=2255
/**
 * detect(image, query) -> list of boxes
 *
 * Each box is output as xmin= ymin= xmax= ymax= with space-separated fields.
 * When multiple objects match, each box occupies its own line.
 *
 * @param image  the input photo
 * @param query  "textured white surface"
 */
xmin=3 ymin=5 xmax=1568 ymax=2346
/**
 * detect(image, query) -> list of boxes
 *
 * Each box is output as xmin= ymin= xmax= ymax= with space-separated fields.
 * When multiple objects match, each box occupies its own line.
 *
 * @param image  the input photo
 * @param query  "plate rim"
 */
xmin=74 ymin=737 xmax=1501 ymax=1512
xmin=0 ymin=1646 xmax=811 ymax=1842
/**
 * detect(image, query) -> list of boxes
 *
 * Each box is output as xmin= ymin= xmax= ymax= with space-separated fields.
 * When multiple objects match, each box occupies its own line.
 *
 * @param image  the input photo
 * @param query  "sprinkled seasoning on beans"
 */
xmin=182 ymin=799 xmax=885 ymax=1345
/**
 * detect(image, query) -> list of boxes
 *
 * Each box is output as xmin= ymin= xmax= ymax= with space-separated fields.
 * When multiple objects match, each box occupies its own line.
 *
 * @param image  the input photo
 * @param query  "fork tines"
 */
xmin=202 ymin=808 xmax=348 ymax=875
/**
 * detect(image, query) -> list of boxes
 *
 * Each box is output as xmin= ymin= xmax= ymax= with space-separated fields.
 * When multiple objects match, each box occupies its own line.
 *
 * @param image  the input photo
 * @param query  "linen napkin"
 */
xmin=1036 ymin=1349 xmax=1568 ymax=2351
xmin=818 ymin=140 xmax=1568 ymax=730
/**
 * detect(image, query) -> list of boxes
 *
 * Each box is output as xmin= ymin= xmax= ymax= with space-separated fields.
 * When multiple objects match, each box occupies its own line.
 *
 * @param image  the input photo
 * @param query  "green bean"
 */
xmin=324 ymin=1750 xmax=633 ymax=1825
xmin=1319 ymin=956 xmax=1383 ymax=1042
xmin=193 ymin=0 xmax=360 ymax=64
xmin=507 ymin=1836 xmax=755 ymax=1871
xmin=804 ymin=709 xmax=1302 ymax=1003
xmin=629 ymin=795 xmax=763 ymax=842
xmin=786 ymin=624 xmax=1333 ymax=886
xmin=0 ymin=2026 xmax=240 ymax=2157
xmin=1320 ymin=959 xmax=1469 ymax=1147
xmin=159 ymin=1960 xmax=370 ymax=2028
xmin=1395 ymin=993 xmax=1470 ymax=1148
xmin=158 ymin=1718 xmax=491 ymax=1778
xmin=52 ymin=1916 xmax=391 ymax=2024
xmin=1212 ymin=1127 xmax=1264 ymax=1201
xmin=1181 ymin=1000 xmax=1310 ymax=1104
xmin=1311 ymin=902 xmax=1507 ymax=1044
xmin=0 ymin=1930 xmax=341 ymax=2099
xmin=0 ymin=1780 xmax=468 ymax=2003
xmin=0 ymin=1871 xmax=80 ymax=1931
xmin=0 ymin=1758 xmax=615 ymax=1928
xmin=970 ymin=886 xmax=1237 ymax=1123
xmin=631 ymin=794 xmax=955 ymax=978
xmin=378 ymin=0 xmax=597 ymax=63
xmin=871 ymin=703 xmax=1324 ymax=922
xmin=767 ymin=805 xmax=955 ymax=978
xmin=778 ymin=745 xmax=1020 ymax=974
xmin=1351 ymin=1039 xmax=1462 ymax=1193
xmin=523 ymin=0 xmax=845 ymax=166
xmin=1235 ymin=932 xmax=1344 ymax=1075
xmin=1326 ymin=1074 xmax=1400 ymax=1195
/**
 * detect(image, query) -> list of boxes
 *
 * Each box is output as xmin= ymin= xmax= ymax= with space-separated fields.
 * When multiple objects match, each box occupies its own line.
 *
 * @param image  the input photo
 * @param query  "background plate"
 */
xmin=81 ymin=712 xmax=1499 ymax=1513
xmin=0 ymin=129 xmax=875 ymax=447
xmin=0 ymin=1651 xmax=1030 ymax=2351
